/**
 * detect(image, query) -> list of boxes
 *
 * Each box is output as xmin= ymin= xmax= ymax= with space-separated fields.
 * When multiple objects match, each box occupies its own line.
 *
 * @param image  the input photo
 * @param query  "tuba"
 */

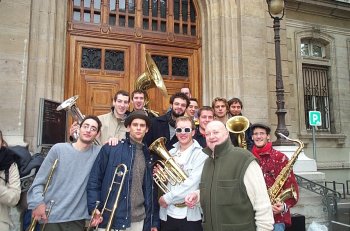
xmin=88 ymin=164 xmax=128 ymax=231
xmin=149 ymin=137 xmax=187 ymax=206
xmin=27 ymin=159 xmax=58 ymax=231
xmin=56 ymin=95 xmax=100 ymax=145
xmin=226 ymin=116 xmax=250 ymax=149
xmin=268 ymin=133 xmax=302 ymax=204
xmin=134 ymin=53 xmax=168 ymax=117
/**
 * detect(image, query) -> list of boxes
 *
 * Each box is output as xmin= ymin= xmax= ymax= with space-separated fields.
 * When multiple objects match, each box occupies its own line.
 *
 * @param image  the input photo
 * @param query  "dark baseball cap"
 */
xmin=251 ymin=123 xmax=271 ymax=134
xmin=124 ymin=110 xmax=151 ymax=128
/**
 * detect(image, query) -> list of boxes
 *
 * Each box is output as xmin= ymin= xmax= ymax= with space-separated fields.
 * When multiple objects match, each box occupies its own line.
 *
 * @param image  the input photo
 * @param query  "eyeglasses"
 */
xmin=175 ymin=127 xmax=192 ymax=133
xmin=81 ymin=124 xmax=98 ymax=132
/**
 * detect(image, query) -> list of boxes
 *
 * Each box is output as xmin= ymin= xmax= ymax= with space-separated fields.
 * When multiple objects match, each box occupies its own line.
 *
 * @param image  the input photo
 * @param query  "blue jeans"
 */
xmin=274 ymin=223 xmax=285 ymax=231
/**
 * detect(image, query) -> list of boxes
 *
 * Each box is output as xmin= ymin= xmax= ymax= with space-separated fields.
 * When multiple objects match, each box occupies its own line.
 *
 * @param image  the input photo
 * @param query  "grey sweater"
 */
xmin=27 ymin=143 xmax=101 ymax=223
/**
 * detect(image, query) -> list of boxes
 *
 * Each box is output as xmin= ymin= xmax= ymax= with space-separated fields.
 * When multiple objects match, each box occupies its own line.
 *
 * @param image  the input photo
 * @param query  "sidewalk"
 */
xmin=329 ymin=199 xmax=350 ymax=231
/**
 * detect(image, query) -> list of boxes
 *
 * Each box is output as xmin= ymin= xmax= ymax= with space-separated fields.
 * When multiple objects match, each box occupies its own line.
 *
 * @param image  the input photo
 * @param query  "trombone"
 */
xmin=27 ymin=159 xmax=58 ymax=231
xmin=88 ymin=164 xmax=128 ymax=231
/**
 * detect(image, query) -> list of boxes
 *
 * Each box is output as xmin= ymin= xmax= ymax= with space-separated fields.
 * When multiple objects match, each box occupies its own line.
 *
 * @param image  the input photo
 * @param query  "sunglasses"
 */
xmin=175 ymin=127 xmax=192 ymax=133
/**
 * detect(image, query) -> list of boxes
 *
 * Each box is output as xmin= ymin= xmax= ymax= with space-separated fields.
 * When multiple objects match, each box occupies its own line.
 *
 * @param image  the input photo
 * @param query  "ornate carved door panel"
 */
xmin=66 ymin=36 xmax=136 ymax=116
xmin=66 ymin=0 xmax=201 ymax=116
xmin=140 ymin=44 xmax=201 ymax=113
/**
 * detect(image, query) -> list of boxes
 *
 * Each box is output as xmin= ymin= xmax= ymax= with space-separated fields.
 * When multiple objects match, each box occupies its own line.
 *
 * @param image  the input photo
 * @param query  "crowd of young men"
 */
xmin=27 ymin=87 xmax=299 ymax=231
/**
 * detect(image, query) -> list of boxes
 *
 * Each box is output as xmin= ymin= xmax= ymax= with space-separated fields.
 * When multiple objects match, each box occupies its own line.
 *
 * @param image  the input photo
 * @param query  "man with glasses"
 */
xmin=27 ymin=116 xmax=102 ymax=231
xmin=193 ymin=106 xmax=214 ymax=148
xmin=143 ymin=92 xmax=190 ymax=231
xmin=185 ymin=121 xmax=274 ymax=231
xmin=251 ymin=123 xmax=299 ymax=231
xmin=158 ymin=116 xmax=207 ymax=231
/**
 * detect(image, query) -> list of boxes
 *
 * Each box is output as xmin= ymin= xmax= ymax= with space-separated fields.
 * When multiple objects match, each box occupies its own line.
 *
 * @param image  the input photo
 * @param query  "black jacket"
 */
xmin=144 ymin=114 xmax=178 ymax=150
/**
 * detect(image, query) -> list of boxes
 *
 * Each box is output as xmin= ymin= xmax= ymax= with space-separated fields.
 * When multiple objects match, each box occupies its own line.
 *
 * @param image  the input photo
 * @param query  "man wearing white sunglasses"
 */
xmin=158 ymin=116 xmax=207 ymax=231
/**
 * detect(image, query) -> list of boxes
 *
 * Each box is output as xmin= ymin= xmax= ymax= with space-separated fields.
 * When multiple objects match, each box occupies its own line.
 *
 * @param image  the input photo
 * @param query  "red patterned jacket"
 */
xmin=252 ymin=142 xmax=299 ymax=226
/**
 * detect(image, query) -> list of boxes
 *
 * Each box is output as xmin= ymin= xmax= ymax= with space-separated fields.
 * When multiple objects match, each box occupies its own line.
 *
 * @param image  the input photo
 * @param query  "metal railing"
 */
xmin=295 ymin=174 xmax=342 ymax=218
xmin=325 ymin=181 xmax=346 ymax=199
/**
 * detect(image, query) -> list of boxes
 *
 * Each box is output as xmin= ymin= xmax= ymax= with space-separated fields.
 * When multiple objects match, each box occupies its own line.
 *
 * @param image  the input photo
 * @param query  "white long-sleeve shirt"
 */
xmin=193 ymin=161 xmax=274 ymax=231
xmin=160 ymin=140 xmax=208 ymax=221
xmin=244 ymin=161 xmax=274 ymax=231
xmin=0 ymin=163 xmax=21 ymax=227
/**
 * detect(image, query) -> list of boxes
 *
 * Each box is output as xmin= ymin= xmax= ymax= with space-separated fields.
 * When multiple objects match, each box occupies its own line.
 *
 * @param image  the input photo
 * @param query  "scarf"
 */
xmin=0 ymin=147 xmax=17 ymax=183
xmin=251 ymin=142 xmax=273 ymax=159
xmin=166 ymin=110 xmax=176 ymax=128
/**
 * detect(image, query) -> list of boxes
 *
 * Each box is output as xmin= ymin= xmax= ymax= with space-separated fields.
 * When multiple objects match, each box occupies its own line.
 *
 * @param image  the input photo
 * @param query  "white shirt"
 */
xmin=193 ymin=160 xmax=274 ymax=230
xmin=160 ymin=140 xmax=208 ymax=221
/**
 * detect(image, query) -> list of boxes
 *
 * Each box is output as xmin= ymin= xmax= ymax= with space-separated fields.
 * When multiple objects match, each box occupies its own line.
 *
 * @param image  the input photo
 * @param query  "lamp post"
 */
xmin=266 ymin=0 xmax=290 ymax=145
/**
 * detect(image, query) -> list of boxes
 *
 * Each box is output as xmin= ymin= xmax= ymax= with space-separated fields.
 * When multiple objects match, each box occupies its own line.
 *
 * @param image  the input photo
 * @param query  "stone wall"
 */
xmin=200 ymin=0 xmax=271 ymax=124
xmin=285 ymin=4 xmax=350 ymax=185
xmin=0 ymin=0 xmax=31 ymax=146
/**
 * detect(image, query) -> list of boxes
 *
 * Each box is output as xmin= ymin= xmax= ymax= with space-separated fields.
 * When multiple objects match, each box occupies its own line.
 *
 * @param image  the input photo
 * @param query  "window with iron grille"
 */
xmin=302 ymin=64 xmax=330 ymax=131
xmin=71 ymin=0 xmax=198 ymax=37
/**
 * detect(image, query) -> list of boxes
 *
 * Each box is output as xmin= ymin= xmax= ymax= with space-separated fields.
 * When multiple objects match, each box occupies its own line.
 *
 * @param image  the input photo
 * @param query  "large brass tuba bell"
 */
xmin=56 ymin=95 xmax=100 ymax=145
xmin=149 ymin=137 xmax=187 ymax=207
xmin=226 ymin=116 xmax=250 ymax=149
xmin=56 ymin=95 xmax=83 ymax=123
xmin=134 ymin=53 xmax=168 ymax=116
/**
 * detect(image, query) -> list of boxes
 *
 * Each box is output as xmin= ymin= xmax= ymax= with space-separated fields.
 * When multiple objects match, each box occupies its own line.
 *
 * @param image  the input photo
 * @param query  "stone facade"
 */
xmin=285 ymin=0 xmax=350 ymax=186
xmin=0 ymin=0 xmax=349 ymax=230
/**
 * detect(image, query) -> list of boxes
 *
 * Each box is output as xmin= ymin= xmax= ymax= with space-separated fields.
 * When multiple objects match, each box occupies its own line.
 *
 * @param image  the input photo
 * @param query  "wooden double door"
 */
xmin=65 ymin=35 xmax=201 ymax=117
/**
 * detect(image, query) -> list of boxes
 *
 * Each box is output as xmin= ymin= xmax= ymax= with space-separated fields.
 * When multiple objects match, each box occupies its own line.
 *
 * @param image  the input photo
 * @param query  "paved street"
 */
xmin=330 ymin=202 xmax=350 ymax=231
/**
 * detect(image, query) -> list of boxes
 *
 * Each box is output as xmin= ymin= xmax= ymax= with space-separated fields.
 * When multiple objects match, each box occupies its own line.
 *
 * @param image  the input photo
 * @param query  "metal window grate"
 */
xmin=70 ymin=0 xmax=198 ymax=37
xmin=303 ymin=64 xmax=330 ymax=130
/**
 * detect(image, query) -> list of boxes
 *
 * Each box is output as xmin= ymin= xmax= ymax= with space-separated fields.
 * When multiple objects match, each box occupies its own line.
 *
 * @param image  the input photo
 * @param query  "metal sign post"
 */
xmin=309 ymin=111 xmax=322 ymax=160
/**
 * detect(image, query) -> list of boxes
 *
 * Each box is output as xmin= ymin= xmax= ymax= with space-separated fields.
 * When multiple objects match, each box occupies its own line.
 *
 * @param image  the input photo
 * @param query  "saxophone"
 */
xmin=268 ymin=133 xmax=303 ymax=204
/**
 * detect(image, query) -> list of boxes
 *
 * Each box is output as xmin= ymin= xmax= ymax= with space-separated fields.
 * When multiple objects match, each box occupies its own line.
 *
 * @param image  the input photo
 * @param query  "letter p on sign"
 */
xmin=309 ymin=111 xmax=322 ymax=126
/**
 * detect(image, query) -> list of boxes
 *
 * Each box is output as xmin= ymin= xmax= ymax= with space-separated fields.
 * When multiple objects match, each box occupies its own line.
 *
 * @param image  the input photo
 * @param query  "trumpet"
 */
xmin=91 ymin=164 xmax=128 ymax=231
xmin=27 ymin=159 xmax=58 ymax=231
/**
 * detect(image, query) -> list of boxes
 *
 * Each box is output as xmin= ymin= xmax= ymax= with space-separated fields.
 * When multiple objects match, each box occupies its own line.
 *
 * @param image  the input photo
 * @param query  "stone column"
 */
xmin=0 ymin=0 xmax=31 ymax=146
xmin=25 ymin=0 xmax=67 ymax=151
xmin=200 ymin=0 xmax=269 ymax=121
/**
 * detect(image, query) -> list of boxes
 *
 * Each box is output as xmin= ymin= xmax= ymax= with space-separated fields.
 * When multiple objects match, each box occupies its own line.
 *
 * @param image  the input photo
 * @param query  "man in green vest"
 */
xmin=185 ymin=121 xmax=274 ymax=231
